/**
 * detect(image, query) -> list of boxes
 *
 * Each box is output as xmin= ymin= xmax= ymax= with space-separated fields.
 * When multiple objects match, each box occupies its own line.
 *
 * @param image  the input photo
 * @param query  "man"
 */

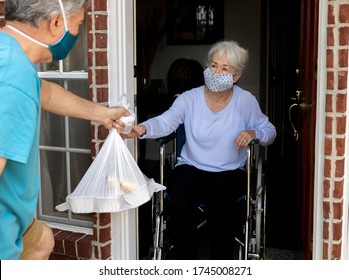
xmin=0 ymin=0 xmax=129 ymax=260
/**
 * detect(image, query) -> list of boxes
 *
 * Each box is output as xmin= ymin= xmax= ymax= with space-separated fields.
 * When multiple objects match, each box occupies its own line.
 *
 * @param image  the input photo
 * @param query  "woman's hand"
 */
xmin=121 ymin=124 xmax=147 ymax=139
xmin=235 ymin=130 xmax=256 ymax=149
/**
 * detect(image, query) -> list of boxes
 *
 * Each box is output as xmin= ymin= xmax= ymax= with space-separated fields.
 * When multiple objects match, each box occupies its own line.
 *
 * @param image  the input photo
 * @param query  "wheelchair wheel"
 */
xmin=254 ymin=159 xmax=266 ymax=259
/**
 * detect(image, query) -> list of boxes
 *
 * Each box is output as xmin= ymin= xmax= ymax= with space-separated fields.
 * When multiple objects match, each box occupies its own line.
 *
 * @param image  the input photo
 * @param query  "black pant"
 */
xmin=166 ymin=164 xmax=246 ymax=260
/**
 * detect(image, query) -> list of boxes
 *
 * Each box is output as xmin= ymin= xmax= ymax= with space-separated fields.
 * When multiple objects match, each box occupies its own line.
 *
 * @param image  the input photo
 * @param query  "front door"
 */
xmin=265 ymin=0 xmax=318 ymax=259
xmin=294 ymin=0 xmax=319 ymax=260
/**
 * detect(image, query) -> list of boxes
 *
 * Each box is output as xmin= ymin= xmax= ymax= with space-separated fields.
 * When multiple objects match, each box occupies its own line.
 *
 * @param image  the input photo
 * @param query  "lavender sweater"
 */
xmin=141 ymin=85 xmax=276 ymax=172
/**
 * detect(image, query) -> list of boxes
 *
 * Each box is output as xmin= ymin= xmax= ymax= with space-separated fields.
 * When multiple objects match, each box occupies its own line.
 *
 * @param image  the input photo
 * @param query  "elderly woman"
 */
xmin=125 ymin=40 xmax=276 ymax=259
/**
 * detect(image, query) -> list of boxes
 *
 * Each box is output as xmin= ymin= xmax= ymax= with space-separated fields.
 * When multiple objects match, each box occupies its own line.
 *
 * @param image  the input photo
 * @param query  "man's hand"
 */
xmin=102 ymin=106 xmax=130 ymax=132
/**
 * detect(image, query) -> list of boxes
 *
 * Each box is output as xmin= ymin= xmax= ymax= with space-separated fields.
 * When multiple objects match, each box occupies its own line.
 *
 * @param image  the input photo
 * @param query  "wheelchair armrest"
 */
xmin=156 ymin=132 xmax=176 ymax=146
xmin=249 ymin=139 xmax=260 ymax=146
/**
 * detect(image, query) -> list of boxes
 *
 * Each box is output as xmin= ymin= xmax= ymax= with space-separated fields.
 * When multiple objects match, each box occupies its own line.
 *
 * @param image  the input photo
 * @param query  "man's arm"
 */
xmin=40 ymin=79 xmax=129 ymax=130
xmin=0 ymin=157 xmax=7 ymax=176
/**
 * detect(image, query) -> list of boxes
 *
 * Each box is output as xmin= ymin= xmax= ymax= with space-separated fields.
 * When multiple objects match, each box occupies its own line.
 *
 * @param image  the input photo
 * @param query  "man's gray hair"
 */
xmin=207 ymin=40 xmax=249 ymax=73
xmin=5 ymin=0 xmax=90 ymax=27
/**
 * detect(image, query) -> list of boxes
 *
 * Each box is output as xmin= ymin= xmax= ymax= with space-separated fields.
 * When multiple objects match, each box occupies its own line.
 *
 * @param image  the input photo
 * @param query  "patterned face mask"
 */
xmin=203 ymin=67 xmax=234 ymax=93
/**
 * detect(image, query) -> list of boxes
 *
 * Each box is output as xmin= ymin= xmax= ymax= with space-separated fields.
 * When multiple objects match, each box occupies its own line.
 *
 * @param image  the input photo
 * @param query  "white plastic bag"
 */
xmin=56 ymin=129 xmax=165 ymax=213
xmin=117 ymin=93 xmax=135 ymax=134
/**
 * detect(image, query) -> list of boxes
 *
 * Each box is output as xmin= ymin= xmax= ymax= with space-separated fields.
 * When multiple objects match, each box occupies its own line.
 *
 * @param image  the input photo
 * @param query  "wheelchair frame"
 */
xmin=151 ymin=134 xmax=176 ymax=260
xmin=151 ymin=135 xmax=267 ymax=260
xmin=235 ymin=140 xmax=267 ymax=260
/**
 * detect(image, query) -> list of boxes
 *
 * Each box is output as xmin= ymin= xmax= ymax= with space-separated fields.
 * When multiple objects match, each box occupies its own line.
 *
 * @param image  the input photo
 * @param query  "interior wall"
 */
xmin=137 ymin=0 xmax=261 ymax=162
xmin=147 ymin=0 xmax=261 ymax=95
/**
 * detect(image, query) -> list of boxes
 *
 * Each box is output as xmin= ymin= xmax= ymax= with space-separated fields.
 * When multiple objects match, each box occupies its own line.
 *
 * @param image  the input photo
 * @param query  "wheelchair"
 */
xmin=150 ymin=127 xmax=267 ymax=260
xmin=236 ymin=140 xmax=267 ymax=260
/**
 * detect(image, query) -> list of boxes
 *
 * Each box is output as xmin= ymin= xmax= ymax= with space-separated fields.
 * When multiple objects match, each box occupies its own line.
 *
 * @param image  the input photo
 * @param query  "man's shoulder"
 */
xmin=0 ymin=32 xmax=34 ymax=70
xmin=0 ymin=32 xmax=39 ymax=92
xmin=0 ymin=32 xmax=22 ymax=56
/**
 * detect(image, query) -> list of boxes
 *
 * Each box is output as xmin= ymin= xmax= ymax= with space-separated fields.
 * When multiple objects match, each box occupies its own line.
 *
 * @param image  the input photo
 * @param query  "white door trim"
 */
xmin=108 ymin=0 xmax=138 ymax=260
xmin=313 ymin=0 xmax=327 ymax=260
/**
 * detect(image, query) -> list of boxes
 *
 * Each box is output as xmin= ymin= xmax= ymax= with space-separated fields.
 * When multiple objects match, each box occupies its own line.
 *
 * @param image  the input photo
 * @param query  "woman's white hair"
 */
xmin=207 ymin=40 xmax=249 ymax=72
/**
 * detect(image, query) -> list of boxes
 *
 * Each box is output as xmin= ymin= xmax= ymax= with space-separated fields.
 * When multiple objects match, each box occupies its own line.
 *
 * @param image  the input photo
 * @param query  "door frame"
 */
xmin=108 ymin=0 xmax=138 ymax=260
xmin=313 ymin=0 xmax=327 ymax=260
xmin=106 ymin=0 xmax=349 ymax=260
xmin=314 ymin=0 xmax=349 ymax=260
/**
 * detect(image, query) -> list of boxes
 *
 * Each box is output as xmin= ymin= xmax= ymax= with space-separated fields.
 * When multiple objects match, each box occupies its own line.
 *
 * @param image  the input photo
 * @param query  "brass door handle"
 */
xmin=291 ymin=90 xmax=302 ymax=103
xmin=289 ymin=90 xmax=302 ymax=141
xmin=289 ymin=103 xmax=299 ymax=141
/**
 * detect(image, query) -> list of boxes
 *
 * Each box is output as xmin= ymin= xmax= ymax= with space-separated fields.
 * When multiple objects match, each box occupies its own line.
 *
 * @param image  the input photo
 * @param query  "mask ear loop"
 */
xmin=58 ymin=0 xmax=69 ymax=31
xmin=5 ymin=1 xmax=72 ymax=56
xmin=6 ymin=24 xmax=49 ymax=48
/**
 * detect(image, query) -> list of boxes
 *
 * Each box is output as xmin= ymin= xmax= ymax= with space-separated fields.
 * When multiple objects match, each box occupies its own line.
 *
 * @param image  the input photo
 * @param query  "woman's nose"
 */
xmin=216 ymin=68 xmax=225 ymax=74
xmin=211 ymin=67 xmax=223 ymax=74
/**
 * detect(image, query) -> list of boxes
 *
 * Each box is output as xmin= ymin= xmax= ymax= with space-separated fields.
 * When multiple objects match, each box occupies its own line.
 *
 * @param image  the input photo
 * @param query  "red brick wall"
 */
xmin=86 ymin=0 xmax=112 ymax=260
xmin=50 ymin=213 xmax=111 ymax=260
xmin=50 ymin=229 xmax=93 ymax=260
xmin=324 ymin=1 xmax=349 ymax=260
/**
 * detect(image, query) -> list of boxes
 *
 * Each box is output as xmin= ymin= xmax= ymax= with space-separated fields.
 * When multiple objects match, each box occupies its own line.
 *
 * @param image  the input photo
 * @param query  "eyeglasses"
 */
xmin=209 ymin=63 xmax=234 ymax=74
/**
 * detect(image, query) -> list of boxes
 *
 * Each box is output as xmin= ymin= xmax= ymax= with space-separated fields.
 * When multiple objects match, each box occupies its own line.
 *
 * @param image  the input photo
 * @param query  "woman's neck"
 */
xmin=204 ymin=86 xmax=234 ymax=112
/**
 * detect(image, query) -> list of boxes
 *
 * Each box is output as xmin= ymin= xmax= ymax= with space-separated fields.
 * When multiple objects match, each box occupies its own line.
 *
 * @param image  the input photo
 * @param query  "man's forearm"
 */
xmin=40 ymin=79 xmax=106 ymax=123
xmin=0 ymin=157 xmax=7 ymax=176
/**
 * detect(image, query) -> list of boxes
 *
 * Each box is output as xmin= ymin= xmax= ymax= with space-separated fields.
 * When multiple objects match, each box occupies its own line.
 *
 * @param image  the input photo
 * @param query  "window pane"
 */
xmin=68 ymin=79 xmax=89 ymax=99
xmin=64 ymin=20 xmax=88 ymax=72
xmin=41 ymin=79 xmax=88 ymax=99
xmin=69 ymin=118 xmax=91 ymax=149
xmin=36 ymin=60 xmax=59 ymax=72
xmin=70 ymin=152 xmax=93 ymax=222
xmin=40 ymin=150 xmax=67 ymax=218
xmin=68 ymin=80 xmax=90 ymax=149
xmin=40 ymin=110 xmax=66 ymax=147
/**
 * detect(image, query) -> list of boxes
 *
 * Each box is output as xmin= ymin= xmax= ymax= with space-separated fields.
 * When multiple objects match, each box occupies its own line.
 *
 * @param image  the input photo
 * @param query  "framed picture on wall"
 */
xmin=167 ymin=0 xmax=224 ymax=45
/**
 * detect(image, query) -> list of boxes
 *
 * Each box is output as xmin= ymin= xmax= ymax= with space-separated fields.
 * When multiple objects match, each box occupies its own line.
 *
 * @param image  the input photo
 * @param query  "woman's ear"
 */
xmin=234 ymin=72 xmax=243 ymax=83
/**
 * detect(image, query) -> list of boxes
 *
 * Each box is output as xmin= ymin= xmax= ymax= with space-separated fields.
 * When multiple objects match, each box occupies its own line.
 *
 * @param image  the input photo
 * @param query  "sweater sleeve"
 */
xmin=140 ymin=92 xmax=188 ymax=139
xmin=243 ymin=92 xmax=276 ymax=146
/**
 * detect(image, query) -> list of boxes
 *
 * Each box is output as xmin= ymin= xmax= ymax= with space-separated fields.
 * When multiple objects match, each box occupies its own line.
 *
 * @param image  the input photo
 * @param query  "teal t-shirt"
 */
xmin=0 ymin=32 xmax=41 ymax=259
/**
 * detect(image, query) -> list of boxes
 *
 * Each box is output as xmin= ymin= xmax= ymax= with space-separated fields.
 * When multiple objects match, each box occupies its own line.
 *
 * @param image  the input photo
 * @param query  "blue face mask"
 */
xmin=6 ymin=0 xmax=79 ymax=61
xmin=48 ymin=0 xmax=79 ymax=61
xmin=48 ymin=30 xmax=79 ymax=61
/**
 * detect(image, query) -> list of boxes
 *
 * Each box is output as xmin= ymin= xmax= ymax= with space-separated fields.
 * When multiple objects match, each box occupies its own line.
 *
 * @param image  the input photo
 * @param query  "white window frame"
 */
xmin=38 ymin=60 xmax=93 ymax=232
